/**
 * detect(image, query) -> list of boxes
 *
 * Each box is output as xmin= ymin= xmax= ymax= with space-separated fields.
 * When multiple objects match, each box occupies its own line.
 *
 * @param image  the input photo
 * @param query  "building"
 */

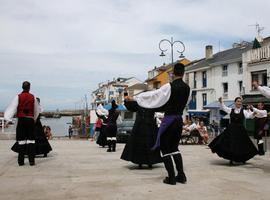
xmin=146 ymin=58 xmax=190 ymax=89
xmin=91 ymin=77 xmax=142 ymax=109
xmin=242 ymin=36 xmax=270 ymax=106
xmin=185 ymin=41 xmax=253 ymax=123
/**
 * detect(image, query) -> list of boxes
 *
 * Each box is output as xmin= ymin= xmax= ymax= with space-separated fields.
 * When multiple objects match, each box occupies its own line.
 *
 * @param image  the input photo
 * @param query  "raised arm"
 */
xmin=4 ymin=96 xmax=18 ymax=121
xmin=134 ymin=83 xmax=171 ymax=108
xmin=219 ymin=97 xmax=232 ymax=114
xmin=257 ymin=86 xmax=270 ymax=99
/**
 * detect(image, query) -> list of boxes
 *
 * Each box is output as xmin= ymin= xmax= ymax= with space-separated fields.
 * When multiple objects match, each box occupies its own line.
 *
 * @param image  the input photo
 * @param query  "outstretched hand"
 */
xmin=218 ymin=97 xmax=223 ymax=104
xmin=252 ymin=81 xmax=259 ymax=89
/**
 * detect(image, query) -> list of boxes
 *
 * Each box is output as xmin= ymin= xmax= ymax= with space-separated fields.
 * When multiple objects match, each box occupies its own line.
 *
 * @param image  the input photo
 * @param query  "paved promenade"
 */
xmin=0 ymin=138 xmax=270 ymax=200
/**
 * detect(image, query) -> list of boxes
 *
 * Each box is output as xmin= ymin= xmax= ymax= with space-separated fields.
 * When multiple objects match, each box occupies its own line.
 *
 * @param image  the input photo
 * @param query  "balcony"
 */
xmin=246 ymin=45 xmax=270 ymax=63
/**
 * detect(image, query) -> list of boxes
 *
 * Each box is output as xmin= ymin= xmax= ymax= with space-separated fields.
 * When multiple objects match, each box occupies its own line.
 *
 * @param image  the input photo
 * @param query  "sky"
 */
xmin=1 ymin=0 xmax=270 ymax=111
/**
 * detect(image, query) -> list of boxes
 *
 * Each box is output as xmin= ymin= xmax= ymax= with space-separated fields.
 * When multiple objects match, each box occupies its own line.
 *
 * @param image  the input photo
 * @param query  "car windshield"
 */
xmin=120 ymin=120 xmax=134 ymax=127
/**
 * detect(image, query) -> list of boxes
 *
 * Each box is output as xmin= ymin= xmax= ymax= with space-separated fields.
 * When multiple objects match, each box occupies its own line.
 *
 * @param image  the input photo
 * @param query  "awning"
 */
xmin=242 ymin=94 xmax=270 ymax=105
xmin=188 ymin=110 xmax=210 ymax=117
xmin=203 ymin=100 xmax=234 ymax=109
xmin=103 ymin=104 xmax=127 ymax=111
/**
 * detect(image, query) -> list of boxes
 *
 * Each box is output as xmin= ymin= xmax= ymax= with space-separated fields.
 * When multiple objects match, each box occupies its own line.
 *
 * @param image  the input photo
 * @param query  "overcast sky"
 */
xmin=1 ymin=0 xmax=270 ymax=110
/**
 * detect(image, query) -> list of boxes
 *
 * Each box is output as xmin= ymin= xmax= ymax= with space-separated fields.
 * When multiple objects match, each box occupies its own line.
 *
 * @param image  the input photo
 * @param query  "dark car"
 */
xmin=117 ymin=120 xmax=135 ymax=143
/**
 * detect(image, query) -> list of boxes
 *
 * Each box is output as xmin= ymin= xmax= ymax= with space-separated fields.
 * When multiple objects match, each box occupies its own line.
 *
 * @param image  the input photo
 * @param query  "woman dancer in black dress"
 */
xmin=209 ymin=97 xmax=258 ymax=165
xmin=121 ymin=96 xmax=162 ymax=169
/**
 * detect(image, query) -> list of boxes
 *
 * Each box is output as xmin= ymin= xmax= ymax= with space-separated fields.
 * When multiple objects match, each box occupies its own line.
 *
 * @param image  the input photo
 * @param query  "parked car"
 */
xmin=117 ymin=120 xmax=135 ymax=143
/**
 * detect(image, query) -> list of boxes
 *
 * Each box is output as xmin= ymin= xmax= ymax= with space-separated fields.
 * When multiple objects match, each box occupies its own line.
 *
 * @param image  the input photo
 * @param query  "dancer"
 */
xmin=252 ymin=81 xmax=270 ymax=99
xmin=126 ymin=63 xmax=190 ymax=185
xmin=251 ymin=102 xmax=268 ymax=155
xmin=11 ymin=98 xmax=52 ymax=158
xmin=209 ymin=97 xmax=258 ymax=165
xmin=120 ymin=95 xmax=162 ymax=169
xmin=96 ymin=104 xmax=108 ymax=148
xmin=4 ymin=81 xmax=39 ymax=166
xmin=105 ymin=100 xmax=120 ymax=152
xmin=34 ymin=98 xmax=52 ymax=157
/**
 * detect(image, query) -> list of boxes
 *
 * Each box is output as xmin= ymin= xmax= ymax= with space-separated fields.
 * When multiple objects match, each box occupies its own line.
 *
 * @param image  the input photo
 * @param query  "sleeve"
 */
xmin=220 ymin=102 xmax=232 ymax=114
xmin=134 ymin=83 xmax=171 ymax=108
xmin=34 ymin=97 xmax=40 ymax=121
xmin=4 ymin=96 xmax=18 ymax=121
xmin=253 ymin=107 xmax=268 ymax=118
xmin=243 ymin=109 xmax=254 ymax=119
xmin=258 ymin=86 xmax=270 ymax=99
xmin=124 ymin=100 xmax=139 ymax=112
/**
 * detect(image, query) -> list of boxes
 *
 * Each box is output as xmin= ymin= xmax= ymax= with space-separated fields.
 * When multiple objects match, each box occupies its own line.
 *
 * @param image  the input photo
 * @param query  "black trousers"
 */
xmin=16 ymin=118 xmax=35 ymax=164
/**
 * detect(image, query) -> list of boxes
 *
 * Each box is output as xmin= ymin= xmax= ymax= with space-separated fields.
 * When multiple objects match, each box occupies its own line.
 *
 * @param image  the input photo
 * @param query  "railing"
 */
xmin=246 ymin=45 xmax=270 ymax=63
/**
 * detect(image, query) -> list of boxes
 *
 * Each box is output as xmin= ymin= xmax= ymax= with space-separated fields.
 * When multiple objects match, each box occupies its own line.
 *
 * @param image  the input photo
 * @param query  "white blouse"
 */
xmin=258 ymin=86 xmax=270 ymax=99
xmin=252 ymin=107 xmax=268 ymax=118
xmin=220 ymin=103 xmax=254 ymax=119
xmin=134 ymin=83 xmax=171 ymax=108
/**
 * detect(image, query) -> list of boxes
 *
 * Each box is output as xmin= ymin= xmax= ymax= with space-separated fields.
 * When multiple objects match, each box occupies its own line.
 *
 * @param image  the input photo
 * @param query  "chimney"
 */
xmin=205 ymin=45 xmax=213 ymax=59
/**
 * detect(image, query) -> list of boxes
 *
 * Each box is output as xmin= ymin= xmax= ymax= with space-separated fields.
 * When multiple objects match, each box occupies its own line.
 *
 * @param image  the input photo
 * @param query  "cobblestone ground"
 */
xmin=0 ymin=138 xmax=270 ymax=200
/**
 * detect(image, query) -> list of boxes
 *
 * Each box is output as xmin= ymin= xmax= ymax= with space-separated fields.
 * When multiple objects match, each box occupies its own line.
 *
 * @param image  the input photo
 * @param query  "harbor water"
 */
xmin=4 ymin=116 xmax=73 ymax=137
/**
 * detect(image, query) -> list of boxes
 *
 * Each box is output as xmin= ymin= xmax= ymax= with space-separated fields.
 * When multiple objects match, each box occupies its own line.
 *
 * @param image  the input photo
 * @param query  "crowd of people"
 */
xmin=3 ymin=65 xmax=270 ymax=186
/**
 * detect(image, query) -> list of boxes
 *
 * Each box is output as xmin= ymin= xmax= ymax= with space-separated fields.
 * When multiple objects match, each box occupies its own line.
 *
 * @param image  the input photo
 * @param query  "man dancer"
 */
xmin=4 ymin=81 xmax=39 ymax=166
xmin=126 ymin=63 xmax=190 ymax=185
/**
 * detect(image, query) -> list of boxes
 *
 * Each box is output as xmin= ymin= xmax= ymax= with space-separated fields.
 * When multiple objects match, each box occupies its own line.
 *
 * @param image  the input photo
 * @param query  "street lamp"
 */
xmin=159 ymin=37 xmax=185 ymax=66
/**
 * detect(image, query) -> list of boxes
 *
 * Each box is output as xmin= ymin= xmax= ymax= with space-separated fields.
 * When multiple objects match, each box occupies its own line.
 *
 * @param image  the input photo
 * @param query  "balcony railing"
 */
xmin=246 ymin=45 xmax=270 ymax=63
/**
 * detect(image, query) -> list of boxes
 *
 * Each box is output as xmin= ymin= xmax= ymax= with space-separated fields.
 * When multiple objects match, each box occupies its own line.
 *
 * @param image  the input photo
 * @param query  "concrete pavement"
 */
xmin=0 ymin=139 xmax=270 ymax=200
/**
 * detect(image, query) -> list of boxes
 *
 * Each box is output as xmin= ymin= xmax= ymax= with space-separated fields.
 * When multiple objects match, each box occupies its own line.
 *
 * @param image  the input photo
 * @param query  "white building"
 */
xmin=242 ymin=37 xmax=270 ymax=105
xmin=91 ymin=77 xmax=142 ymax=109
xmin=185 ymin=42 xmax=252 ymax=123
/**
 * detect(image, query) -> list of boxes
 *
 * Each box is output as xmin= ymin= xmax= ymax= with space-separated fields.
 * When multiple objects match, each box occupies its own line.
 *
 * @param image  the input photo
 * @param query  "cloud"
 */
xmin=0 ymin=0 xmax=269 ymax=110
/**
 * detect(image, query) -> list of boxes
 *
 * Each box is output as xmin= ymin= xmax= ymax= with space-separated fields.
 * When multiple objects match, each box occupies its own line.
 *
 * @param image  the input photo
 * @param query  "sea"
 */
xmin=3 ymin=116 xmax=73 ymax=137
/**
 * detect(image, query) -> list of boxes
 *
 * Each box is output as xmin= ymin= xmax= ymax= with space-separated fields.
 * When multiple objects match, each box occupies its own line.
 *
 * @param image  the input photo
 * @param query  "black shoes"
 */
xmin=107 ymin=148 xmax=111 ymax=152
xmin=30 ymin=162 xmax=35 ymax=166
xmin=176 ymin=173 xmax=187 ymax=184
xmin=163 ymin=177 xmax=176 ymax=185
xmin=44 ymin=153 xmax=47 ymax=157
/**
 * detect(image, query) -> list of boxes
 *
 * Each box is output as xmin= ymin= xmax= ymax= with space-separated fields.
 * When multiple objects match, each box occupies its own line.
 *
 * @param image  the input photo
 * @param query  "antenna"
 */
xmin=249 ymin=22 xmax=264 ymax=37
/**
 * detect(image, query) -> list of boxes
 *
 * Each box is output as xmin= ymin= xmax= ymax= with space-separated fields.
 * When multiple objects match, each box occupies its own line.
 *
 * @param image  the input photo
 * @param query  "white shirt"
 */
xmin=220 ymin=103 xmax=254 ymax=119
xmin=252 ymin=107 xmax=268 ymax=118
xmin=134 ymin=83 xmax=171 ymax=108
xmin=4 ymin=95 xmax=39 ymax=121
xmin=258 ymin=86 xmax=270 ymax=99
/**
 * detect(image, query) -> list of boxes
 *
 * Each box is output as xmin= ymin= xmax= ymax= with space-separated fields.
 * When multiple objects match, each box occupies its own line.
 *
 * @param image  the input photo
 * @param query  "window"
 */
xmin=238 ymin=62 xmax=243 ymax=74
xmin=153 ymin=82 xmax=161 ymax=89
xmin=223 ymin=83 xmax=228 ymax=98
xmin=251 ymin=70 xmax=267 ymax=90
xmin=193 ymin=72 xmax=197 ymax=88
xmin=202 ymin=93 xmax=207 ymax=106
xmin=222 ymin=65 xmax=228 ymax=76
xmin=238 ymin=81 xmax=243 ymax=93
xmin=202 ymin=71 xmax=207 ymax=88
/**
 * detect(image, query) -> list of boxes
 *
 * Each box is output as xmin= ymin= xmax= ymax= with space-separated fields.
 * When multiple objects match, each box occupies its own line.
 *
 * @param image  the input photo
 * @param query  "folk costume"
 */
xmin=105 ymin=100 xmax=120 ymax=152
xmin=252 ymin=107 xmax=268 ymax=155
xmin=134 ymin=78 xmax=190 ymax=185
xmin=120 ymin=100 xmax=162 ymax=168
xmin=96 ymin=104 xmax=109 ymax=148
xmin=5 ymin=90 xmax=39 ymax=166
xmin=209 ymin=103 xmax=258 ymax=164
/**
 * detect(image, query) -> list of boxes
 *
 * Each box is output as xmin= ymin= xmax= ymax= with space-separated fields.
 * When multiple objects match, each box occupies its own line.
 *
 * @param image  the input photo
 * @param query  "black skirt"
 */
xmin=96 ymin=125 xmax=107 ymax=147
xmin=209 ymin=123 xmax=258 ymax=162
xmin=121 ymin=101 xmax=162 ymax=165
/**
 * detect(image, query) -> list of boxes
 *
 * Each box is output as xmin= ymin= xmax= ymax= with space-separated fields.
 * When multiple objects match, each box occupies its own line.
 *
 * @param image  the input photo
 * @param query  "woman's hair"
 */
xmin=234 ymin=97 xmax=242 ymax=102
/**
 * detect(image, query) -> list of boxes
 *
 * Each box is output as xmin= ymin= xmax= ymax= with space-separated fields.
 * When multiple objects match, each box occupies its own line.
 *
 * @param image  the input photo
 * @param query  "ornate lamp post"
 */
xmin=159 ymin=37 xmax=185 ymax=66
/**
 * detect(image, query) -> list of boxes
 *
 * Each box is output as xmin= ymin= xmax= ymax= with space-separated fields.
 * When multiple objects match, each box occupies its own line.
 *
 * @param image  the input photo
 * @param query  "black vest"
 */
xmin=162 ymin=78 xmax=190 ymax=116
